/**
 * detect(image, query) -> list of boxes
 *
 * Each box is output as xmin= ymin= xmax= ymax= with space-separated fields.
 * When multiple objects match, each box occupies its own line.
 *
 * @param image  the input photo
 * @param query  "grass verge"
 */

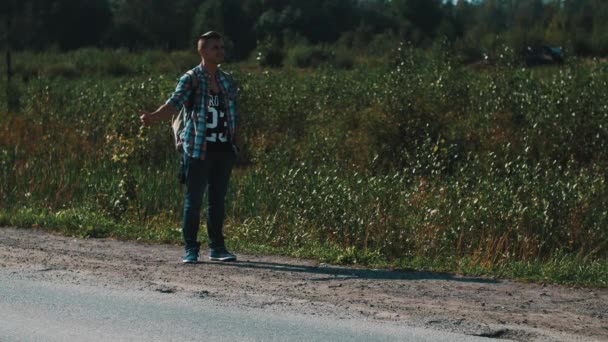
xmin=1 ymin=207 xmax=606 ymax=288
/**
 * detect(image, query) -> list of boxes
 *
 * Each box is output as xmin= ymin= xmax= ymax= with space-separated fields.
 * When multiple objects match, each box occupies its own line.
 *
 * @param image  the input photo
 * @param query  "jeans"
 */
xmin=181 ymin=154 xmax=234 ymax=253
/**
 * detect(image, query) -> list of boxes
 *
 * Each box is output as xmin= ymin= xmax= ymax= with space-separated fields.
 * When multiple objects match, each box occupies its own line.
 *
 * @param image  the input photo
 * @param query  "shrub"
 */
xmin=331 ymin=47 xmax=355 ymax=69
xmin=256 ymin=38 xmax=284 ymax=68
xmin=285 ymin=45 xmax=332 ymax=68
xmin=45 ymin=62 xmax=80 ymax=78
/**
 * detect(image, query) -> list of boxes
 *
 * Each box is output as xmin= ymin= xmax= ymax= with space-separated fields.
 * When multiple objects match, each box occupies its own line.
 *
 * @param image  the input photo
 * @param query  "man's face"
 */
xmin=201 ymin=38 xmax=225 ymax=65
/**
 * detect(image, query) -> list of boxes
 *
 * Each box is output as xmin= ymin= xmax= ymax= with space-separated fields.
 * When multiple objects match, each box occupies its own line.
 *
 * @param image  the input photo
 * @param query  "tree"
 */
xmin=563 ymin=0 xmax=595 ymax=55
xmin=192 ymin=0 xmax=257 ymax=60
xmin=391 ymin=0 xmax=444 ymax=44
xmin=50 ymin=0 xmax=113 ymax=49
xmin=544 ymin=2 xmax=567 ymax=46
xmin=0 ymin=0 xmax=112 ymax=50
xmin=107 ymin=0 xmax=200 ymax=50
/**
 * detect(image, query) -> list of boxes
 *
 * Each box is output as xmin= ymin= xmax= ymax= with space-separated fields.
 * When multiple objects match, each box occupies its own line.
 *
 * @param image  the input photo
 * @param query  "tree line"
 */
xmin=2 ymin=0 xmax=608 ymax=61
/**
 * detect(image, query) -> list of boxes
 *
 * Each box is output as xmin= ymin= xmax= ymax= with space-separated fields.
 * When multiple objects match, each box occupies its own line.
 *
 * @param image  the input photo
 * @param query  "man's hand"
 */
xmin=139 ymin=110 xmax=156 ymax=126
xmin=139 ymin=104 xmax=178 ymax=127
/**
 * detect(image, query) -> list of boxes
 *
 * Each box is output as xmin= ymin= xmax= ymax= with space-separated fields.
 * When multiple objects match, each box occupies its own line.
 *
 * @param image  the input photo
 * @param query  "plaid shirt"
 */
xmin=166 ymin=65 xmax=239 ymax=159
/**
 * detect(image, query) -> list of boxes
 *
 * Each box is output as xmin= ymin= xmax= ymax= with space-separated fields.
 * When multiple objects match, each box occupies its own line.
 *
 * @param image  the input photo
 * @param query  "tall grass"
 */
xmin=1 ymin=47 xmax=607 ymax=286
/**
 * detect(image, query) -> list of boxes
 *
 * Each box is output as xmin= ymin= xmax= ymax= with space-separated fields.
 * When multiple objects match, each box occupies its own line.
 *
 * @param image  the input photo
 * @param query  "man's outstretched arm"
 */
xmin=139 ymin=103 xmax=178 ymax=126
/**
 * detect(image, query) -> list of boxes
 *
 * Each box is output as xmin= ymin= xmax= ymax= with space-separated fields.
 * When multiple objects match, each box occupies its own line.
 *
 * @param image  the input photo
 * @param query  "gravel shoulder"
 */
xmin=1 ymin=227 xmax=606 ymax=342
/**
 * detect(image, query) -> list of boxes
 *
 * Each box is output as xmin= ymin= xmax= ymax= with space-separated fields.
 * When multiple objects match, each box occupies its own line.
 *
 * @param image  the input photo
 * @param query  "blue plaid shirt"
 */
xmin=166 ymin=65 xmax=239 ymax=159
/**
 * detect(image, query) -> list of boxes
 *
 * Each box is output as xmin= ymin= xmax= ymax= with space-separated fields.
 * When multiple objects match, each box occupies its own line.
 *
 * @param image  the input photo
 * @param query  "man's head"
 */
xmin=197 ymin=31 xmax=224 ymax=65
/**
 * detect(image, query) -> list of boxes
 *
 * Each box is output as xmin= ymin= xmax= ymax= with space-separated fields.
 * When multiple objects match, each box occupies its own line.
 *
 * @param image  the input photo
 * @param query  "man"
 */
xmin=139 ymin=31 xmax=239 ymax=264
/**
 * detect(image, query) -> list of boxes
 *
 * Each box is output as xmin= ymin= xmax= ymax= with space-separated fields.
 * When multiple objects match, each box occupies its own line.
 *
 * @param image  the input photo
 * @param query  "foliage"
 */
xmin=285 ymin=45 xmax=332 ymax=68
xmin=1 ymin=48 xmax=608 ymax=287
xmin=255 ymin=38 xmax=284 ymax=68
xmin=4 ymin=0 xmax=608 ymax=59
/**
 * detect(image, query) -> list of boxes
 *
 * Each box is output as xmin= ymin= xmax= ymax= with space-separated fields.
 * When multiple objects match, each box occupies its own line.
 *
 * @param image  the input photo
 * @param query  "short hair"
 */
xmin=197 ymin=31 xmax=223 ymax=50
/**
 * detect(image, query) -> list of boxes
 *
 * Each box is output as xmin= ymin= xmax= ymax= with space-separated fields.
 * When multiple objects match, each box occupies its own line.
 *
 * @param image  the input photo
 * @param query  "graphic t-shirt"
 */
xmin=205 ymin=90 xmax=232 ymax=155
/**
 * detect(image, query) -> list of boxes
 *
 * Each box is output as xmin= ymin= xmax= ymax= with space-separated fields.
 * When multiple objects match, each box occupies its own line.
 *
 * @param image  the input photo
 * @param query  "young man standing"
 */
xmin=139 ymin=31 xmax=239 ymax=264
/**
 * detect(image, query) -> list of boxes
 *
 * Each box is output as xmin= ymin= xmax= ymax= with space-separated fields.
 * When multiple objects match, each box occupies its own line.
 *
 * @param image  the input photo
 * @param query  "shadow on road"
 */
xmin=203 ymin=260 xmax=499 ymax=284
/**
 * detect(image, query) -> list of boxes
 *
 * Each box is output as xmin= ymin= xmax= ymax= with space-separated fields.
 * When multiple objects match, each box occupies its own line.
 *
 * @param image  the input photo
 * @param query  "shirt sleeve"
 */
xmin=165 ymin=73 xmax=194 ymax=111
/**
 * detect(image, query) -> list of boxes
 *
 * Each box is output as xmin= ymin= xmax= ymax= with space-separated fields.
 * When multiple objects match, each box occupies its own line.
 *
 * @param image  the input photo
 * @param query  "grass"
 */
xmin=1 ymin=47 xmax=607 ymax=288
xmin=1 ymin=208 xmax=606 ymax=288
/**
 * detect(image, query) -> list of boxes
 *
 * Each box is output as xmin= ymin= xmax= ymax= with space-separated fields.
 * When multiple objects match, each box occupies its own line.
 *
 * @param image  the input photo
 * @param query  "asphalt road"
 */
xmin=0 ymin=275 xmax=500 ymax=342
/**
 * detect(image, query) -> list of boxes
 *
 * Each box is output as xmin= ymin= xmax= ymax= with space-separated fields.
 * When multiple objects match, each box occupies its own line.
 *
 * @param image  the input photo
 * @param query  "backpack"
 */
xmin=171 ymin=69 xmax=199 ymax=152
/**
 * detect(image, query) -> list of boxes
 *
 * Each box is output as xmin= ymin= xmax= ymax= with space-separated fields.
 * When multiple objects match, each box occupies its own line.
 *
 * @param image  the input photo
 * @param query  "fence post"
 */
xmin=5 ymin=1 xmax=13 ymax=112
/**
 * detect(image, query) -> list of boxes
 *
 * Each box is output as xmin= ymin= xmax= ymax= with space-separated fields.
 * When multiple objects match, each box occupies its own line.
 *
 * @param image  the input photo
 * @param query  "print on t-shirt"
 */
xmin=206 ymin=90 xmax=228 ymax=144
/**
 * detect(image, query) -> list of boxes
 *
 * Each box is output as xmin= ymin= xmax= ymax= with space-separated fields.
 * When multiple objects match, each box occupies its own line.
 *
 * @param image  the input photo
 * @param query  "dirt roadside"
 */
xmin=1 ymin=227 xmax=606 ymax=342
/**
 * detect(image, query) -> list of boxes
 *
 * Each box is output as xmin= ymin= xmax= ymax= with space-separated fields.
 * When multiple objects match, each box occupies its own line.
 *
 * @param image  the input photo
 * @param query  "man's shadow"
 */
xmin=202 ymin=260 xmax=499 ymax=284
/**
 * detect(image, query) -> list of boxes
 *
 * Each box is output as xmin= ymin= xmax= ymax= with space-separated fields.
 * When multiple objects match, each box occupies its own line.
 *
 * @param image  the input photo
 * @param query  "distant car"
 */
xmin=524 ymin=46 xmax=564 ymax=66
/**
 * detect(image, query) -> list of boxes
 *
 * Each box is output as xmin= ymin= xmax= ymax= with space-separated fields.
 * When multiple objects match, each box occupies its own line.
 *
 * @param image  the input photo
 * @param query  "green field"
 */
xmin=1 ymin=47 xmax=607 ymax=287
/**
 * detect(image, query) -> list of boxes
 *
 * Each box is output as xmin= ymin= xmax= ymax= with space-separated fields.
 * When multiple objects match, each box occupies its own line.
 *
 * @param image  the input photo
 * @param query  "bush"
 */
xmin=285 ymin=45 xmax=332 ymax=68
xmin=256 ymin=48 xmax=284 ymax=68
xmin=331 ymin=48 xmax=355 ymax=69
xmin=256 ymin=38 xmax=284 ymax=68
xmin=45 ymin=62 xmax=80 ymax=78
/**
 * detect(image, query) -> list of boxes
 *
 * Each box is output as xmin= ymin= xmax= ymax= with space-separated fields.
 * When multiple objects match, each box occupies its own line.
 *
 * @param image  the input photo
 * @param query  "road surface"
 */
xmin=1 ymin=274 xmax=503 ymax=342
xmin=1 ymin=227 xmax=605 ymax=341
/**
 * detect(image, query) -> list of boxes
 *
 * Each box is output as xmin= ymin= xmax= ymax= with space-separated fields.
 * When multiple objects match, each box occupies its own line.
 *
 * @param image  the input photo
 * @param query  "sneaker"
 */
xmin=182 ymin=250 xmax=199 ymax=264
xmin=209 ymin=249 xmax=237 ymax=262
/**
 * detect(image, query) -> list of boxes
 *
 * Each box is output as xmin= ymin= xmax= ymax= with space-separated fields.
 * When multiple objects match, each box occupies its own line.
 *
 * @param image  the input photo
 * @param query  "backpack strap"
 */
xmin=172 ymin=68 xmax=200 ymax=153
xmin=183 ymin=69 xmax=199 ymax=110
xmin=186 ymin=69 xmax=198 ymax=89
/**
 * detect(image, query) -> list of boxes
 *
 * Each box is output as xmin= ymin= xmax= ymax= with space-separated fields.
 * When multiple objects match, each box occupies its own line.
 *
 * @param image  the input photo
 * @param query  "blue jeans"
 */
xmin=181 ymin=154 xmax=234 ymax=253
